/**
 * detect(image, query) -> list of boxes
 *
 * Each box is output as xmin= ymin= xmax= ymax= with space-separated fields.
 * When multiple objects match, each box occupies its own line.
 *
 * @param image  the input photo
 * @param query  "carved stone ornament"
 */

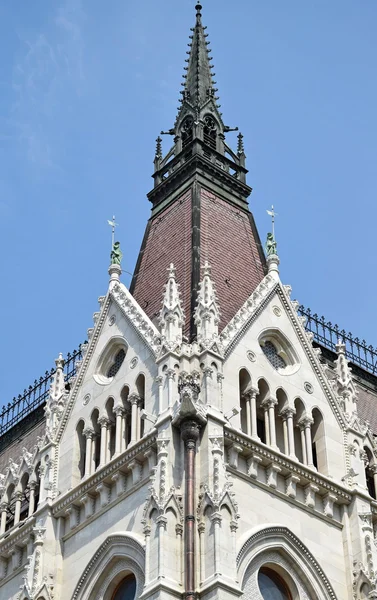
xmin=83 ymin=394 xmax=91 ymax=406
xmin=247 ymin=350 xmax=256 ymax=362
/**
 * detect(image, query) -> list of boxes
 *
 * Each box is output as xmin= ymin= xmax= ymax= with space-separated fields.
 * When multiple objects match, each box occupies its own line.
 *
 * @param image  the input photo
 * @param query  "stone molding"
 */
xmin=237 ymin=526 xmax=338 ymax=600
xmin=224 ymin=428 xmax=351 ymax=503
xmin=52 ymin=433 xmax=156 ymax=516
xmin=71 ymin=533 xmax=145 ymax=600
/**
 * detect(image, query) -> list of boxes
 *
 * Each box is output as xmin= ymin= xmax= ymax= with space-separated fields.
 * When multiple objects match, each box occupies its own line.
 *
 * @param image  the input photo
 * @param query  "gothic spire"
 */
xmin=160 ymin=264 xmax=185 ymax=349
xmin=178 ymin=3 xmax=221 ymax=122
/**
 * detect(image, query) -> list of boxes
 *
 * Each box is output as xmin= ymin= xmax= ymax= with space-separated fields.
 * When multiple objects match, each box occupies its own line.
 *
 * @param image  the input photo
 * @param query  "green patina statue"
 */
xmin=110 ymin=241 xmax=123 ymax=265
xmin=265 ymin=232 xmax=277 ymax=256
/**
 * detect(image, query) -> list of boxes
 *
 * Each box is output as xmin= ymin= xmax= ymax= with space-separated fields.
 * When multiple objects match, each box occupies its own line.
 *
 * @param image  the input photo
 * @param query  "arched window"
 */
xmin=256 ymin=379 xmax=270 ymax=444
xmin=312 ymin=408 xmax=327 ymax=474
xmin=181 ymin=116 xmax=194 ymax=149
xmin=76 ymin=420 xmax=86 ymax=479
xmin=364 ymin=447 xmax=376 ymax=499
xmin=203 ymin=116 xmax=217 ymax=150
xmin=112 ymin=574 xmax=137 ymax=600
xmin=106 ymin=398 xmax=116 ymax=459
xmin=239 ymin=369 xmax=252 ymax=435
xmin=91 ymin=409 xmax=101 ymax=471
xmin=258 ymin=567 xmax=291 ymax=600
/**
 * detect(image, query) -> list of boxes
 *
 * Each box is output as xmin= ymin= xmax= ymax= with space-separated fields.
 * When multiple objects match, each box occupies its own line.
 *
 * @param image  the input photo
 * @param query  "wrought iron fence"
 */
xmin=298 ymin=306 xmax=377 ymax=375
xmin=0 ymin=344 xmax=85 ymax=436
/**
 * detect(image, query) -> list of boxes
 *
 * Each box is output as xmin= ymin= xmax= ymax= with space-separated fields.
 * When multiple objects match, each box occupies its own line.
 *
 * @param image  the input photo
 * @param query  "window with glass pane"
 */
xmin=107 ymin=348 xmax=126 ymax=378
xmin=261 ymin=341 xmax=286 ymax=370
xmin=112 ymin=574 xmax=136 ymax=600
xmin=258 ymin=568 xmax=291 ymax=600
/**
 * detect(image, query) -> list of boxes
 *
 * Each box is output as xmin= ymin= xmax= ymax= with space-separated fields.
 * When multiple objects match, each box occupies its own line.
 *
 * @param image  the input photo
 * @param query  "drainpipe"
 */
xmin=181 ymin=419 xmax=200 ymax=600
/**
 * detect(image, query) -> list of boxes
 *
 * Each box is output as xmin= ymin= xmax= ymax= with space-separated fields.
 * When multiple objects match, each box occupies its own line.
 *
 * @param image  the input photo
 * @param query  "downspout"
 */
xmin=181 ymin=419 xmax=200 ymax=600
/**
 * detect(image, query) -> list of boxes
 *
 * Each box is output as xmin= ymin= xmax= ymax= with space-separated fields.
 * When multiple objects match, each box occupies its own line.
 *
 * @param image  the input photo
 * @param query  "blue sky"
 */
xmin=0 ymin=0 xmax=376 ymax=407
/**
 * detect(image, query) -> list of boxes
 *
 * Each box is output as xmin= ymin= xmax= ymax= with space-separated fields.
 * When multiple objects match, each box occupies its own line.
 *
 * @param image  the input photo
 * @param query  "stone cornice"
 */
xmin=0 ymin=518 xmax=35 ymax=556
xmin=224 ymin=428 xmax=352 ymax=503
xmin=52 ymin=433 xmax=156 ymax=516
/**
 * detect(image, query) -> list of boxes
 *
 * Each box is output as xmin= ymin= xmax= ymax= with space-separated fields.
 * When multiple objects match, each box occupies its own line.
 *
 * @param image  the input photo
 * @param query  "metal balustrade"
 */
xmin=0 ymin=345 xmax=85 ymax=436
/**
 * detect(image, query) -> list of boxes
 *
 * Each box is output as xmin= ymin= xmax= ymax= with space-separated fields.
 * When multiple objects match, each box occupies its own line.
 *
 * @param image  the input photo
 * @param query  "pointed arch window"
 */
xmin=112 ymin=574 xmax=136 ymax=600
xmin=182 ymin=116 xmax=194 ymax=148
xmin=258 ymin=567 xmax=292 ymax=600
xmin=203 ymin=115 xmax=217 ymax=150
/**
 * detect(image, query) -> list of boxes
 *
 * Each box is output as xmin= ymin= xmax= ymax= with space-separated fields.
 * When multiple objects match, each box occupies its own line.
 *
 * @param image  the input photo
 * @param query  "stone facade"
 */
xmin=1 ymin=4 xmax=377 ymax=600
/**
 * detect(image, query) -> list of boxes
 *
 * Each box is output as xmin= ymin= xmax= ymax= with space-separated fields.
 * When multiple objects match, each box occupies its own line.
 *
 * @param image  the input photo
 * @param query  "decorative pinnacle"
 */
xmin=237 ymin=132 xmax=245 ymax=155
xmin=196 ymin=3 xmax=202 ymax=19
xmin=155 ymin=136 xmax=162 ymax=159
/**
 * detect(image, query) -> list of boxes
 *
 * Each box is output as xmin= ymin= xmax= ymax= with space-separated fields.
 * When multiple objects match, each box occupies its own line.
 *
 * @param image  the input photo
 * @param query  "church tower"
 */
xmin=2 ymin=4 xmax=377 ymax=600
xmin=131 ymin=3 xmax=266 ymax=338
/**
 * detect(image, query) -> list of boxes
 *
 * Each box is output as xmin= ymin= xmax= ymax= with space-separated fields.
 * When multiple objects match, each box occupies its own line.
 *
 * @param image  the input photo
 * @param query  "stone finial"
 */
xmin=194 ymin=261 xmax=220 ymax=342
xmin=155 ymin=136 xmax=162 ymax=159
xmin=334 ymin=338 xmax=358 ymax=414
xmin=237 ymin=132 xmax=245 ymax=155
xmin=159 ymin=263 xmax=184 ymax=349
xmin=50 ymin=353 xmax=65 ymax=401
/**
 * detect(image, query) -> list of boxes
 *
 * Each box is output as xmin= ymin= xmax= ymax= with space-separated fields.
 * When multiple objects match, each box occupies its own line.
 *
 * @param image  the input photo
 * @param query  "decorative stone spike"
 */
xmin=237 ymin=132 xmax=245 ymax=155
xmin=159 ymin=264 xmax=185 ymax=351
xmin=194 ymin=262 xmax=221 ymax=345
xmin=334 ymin=340 xmax=358 ymax=415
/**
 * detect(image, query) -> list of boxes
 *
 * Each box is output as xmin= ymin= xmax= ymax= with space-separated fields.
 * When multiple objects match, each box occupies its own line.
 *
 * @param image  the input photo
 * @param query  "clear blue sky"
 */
xmin=0 ymin=0 xmax=376 ymax=407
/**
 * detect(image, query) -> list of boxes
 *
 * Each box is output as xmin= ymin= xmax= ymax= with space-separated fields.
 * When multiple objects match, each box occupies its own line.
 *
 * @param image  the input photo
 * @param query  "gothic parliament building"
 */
xmin=1 ymin=4 xmax=377 ymax=600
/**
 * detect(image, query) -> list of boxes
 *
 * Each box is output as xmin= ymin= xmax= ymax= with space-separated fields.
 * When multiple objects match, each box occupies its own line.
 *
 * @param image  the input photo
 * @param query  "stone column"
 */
xmin=243 ymin=393 xmax=251 ymax=436
xmin=156 ymin=376 xmax=163 ymax=415
xmin=144 ymin=525 xmax=151 ymax=586
xmin=14 ymin=491 xmax=23 ymax=525
xmin=303 ymin=417 xmax=315 ymax=468
xmin=263 ymin=401 xmax=270 ymax=446
xmin=281 ymin=407 xmax=296 ymax=458
xmin=38 ymin=464 xmax=46 ymax=502
xmin=114 ymin=406 xmax=125 ymax=456
xmin=129 ymin=394 xmax=139 ymax=444
xmin=299 ymin=422 xmax=308 ymax=465
xmin=211 ymin=512 xmax=222 ymax=577
xmin=286 ymin=409 xmax=296 ymax=459
xmin=230 ymin=521 xmax=238 ymax=582
xmin=176 ymin=523 xmax=183 ymax=586
xmin=28 ymin=481 xmax=37 ymax=517
xmin=98 ymin=417 xmax=109 ymax=467
xmin=156 ymin=515 xmax=167 ymax=580
xmin=198 ymin=523 xmax=205 ymax=585
xmin=249 ymin=388 xmax=259 ymax=440
xmin=266 ymin=398 xmax=278 ymax=449
xmin=0 ymin=502 xmax=7 ymax=534
xmin=281 ymin=413 xmax=289 ymax=455
xmin=181 ymin=420 xmax=200 ymax=600
xmin=166 ymin=369 xmax=175 ymax=408
xmin=83 ymin=427 xmax=95 ymax=477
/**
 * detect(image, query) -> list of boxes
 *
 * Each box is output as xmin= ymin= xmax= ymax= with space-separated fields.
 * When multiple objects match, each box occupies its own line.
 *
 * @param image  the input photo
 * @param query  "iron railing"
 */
xmin=298 ymin=306 xmax=377 ymax=375
xmin=0 ymin=345 xmax=85 ymax=436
